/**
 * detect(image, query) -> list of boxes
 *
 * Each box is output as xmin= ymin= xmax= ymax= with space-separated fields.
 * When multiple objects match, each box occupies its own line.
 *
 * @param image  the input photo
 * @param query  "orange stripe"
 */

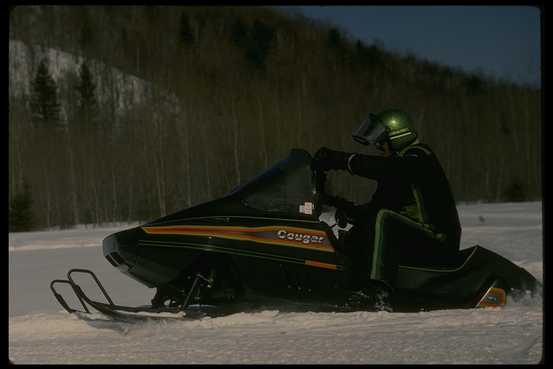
xmin=143 ymin=225 xmax=327 ymax=237
xmin=305 ymin=260 xmax=337 ymax=270
xmin=141 ymin=225 xmax=334 ymax=253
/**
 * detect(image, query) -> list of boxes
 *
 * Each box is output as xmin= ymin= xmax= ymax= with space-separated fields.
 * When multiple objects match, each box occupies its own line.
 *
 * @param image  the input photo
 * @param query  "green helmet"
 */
xmin=352 ymin=109 xmax=418 ymax=151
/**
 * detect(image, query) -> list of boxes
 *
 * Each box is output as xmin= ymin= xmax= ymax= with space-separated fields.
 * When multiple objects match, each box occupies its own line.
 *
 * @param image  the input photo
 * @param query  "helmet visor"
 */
xmin=352 ymin=114 xmax=387 ymax=146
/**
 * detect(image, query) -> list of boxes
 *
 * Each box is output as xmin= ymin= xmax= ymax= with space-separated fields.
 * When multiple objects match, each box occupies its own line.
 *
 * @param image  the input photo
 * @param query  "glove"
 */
xmin=312 ymin=147 xmax=350 ymax=172
xmin=322 ymin=194 xmax=355 ymax=211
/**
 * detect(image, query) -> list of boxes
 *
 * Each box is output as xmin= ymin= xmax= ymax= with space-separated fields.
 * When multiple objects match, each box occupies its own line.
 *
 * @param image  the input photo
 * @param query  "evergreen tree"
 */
xmin=179 ymin=12 xmax=195 ymax=46
xmin=30 ymin=58 xmax=61 ymax=127
xmin=9 ymin=181 xmax=34 ymax=232
xmin=79 ymin=21 xmax=94 ymax=54
xmin=326 ymin=28 xmax=350 ymax=65
xmin=231 ymin=19 xmax=274 ymax=70
xmin=247 ymin=20 xmax=274 ymax=69
xmin=76 ymin=61 xmax=98 ymax=127
xmin=231 ymin=18 xmax=248 ymax=49
xmin=327 ymin=28 xmax=344 ymax=50
xmin=354 ymin=40 xmax=384 ymax=69
xmin=465 ymin=73 xmax=487 ymax=96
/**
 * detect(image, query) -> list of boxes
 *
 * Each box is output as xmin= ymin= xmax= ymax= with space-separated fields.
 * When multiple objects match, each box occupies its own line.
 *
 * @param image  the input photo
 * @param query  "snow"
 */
xmin=9 ymin=201 xmax=543 ymax=364
xmin=8 ymin=223 xmax=139 ymax=252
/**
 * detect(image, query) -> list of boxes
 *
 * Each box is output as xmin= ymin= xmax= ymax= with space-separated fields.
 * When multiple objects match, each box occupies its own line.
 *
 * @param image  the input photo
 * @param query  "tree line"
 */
xmin=8 ymin=6 xmax=541 ymax=231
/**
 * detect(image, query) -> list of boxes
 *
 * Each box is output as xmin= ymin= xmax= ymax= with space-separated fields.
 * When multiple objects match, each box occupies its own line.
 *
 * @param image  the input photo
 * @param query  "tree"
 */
xmin=30 ymin=58 xmax=61 ymax=127
xmin=355 ymin=40 xmax=380 ymax=67
xmin=465 ymin=72 xmax=487 ymax=96
xmin=231 ymin=18 xmax=248 ymax=48
xmin=179 ymin=12 xmax=195 ymax=46
xmin=9 ymin=181 xmax=34 ymax=232
xmin=79 ymin=21 xmax=94 ymax=54
xmin=231 ymin=18 xmax=274 ymax=70
xmin=76 ymin=61 xmax=98 ymax=128
xmin=326 ymin=27 xmax=344 ymax=51
xmin=247 ymin=20 xmax=274 ymax=69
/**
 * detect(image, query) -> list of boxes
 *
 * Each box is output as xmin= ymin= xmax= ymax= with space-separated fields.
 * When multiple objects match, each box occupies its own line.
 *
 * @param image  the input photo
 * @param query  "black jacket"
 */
xmin=346 ymin=143 xmax=461 ymax=251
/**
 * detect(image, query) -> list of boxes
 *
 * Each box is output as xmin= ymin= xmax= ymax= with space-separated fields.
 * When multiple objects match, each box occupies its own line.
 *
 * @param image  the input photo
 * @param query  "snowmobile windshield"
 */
xmin=231 ymin=149 xmax=318 ymax=218
xmin=352 ymin=113 xmax=387 ymax=146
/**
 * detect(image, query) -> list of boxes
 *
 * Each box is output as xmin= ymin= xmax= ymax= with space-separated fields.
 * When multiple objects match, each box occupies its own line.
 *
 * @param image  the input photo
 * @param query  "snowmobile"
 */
xmin=51 ymin=149 xmax=540 ymax=321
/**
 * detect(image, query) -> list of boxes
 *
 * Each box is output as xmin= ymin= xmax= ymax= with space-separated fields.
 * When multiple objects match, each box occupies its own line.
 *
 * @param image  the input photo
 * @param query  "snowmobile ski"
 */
xmin=50 ymin=268 xmax=225 ymax=321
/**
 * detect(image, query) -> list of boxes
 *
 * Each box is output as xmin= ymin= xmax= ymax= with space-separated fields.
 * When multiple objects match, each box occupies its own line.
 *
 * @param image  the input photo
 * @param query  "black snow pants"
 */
xmin=345 ymin=208 xmax=450 ymax=290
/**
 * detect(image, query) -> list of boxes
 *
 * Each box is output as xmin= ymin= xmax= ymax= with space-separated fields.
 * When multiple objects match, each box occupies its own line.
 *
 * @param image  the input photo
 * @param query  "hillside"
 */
xmin=9 ymin=6 xmax=542 ymax=230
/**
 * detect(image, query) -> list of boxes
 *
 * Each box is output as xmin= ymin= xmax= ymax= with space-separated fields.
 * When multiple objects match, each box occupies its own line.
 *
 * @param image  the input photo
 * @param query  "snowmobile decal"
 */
xmin=476 ymin=287 xmax=506 ymax=308
xmin=276 ymin=229 xmax=325 ymax=244
xmin=139 ymin=238 xmax=343 ymax=271
xmin=142 ymin=225 xmax=333 ymax=253
xmin=305 ymin=259 xmax=338 ymax=270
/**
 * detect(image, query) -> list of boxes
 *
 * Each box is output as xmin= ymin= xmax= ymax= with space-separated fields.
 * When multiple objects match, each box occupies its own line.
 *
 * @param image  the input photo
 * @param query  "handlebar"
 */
xmin=313 ymin=168 xmax=357 ymax=221
xmin=313 ymin=169 xmax=327 ymax=197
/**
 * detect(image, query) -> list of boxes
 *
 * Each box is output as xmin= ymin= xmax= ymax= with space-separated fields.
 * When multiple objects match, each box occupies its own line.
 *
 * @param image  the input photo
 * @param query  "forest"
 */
xmin=8 ymin=6 xmax=541 ymax=231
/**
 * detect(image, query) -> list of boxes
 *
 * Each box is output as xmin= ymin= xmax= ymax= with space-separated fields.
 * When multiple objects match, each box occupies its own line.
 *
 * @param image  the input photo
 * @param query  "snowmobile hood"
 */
xmin=101 ymin=148 xmax=329 ymax=289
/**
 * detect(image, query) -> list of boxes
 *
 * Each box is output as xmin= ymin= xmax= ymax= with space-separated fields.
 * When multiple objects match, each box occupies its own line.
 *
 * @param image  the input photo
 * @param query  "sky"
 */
xmin=278 ymin=6 xmax=541 ymax=87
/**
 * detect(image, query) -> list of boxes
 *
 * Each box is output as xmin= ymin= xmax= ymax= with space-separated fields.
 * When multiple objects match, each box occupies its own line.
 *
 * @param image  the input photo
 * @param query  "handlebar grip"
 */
xmin=313 ymin=169 xmax=327 ymax=194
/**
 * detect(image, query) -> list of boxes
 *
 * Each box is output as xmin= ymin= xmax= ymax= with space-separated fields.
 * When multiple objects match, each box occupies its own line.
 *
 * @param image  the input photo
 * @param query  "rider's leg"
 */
xmin=344 ymin=224 xmax=373 ymax=290
xmin=370 ymin=209 xmax=444 ymax=288
xmin=341 ymin=207 xmax=379 ymax=290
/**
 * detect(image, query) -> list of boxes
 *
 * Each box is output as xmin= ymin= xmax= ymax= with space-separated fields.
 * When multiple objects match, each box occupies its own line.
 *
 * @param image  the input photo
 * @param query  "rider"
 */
xmin=312 ymin=109 xmax=461 ymax=307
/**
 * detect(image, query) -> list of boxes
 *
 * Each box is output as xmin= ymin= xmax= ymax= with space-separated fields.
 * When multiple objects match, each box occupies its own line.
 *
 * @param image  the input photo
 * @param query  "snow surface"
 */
xmin=9 ymin=202 xmax=543 ymax=364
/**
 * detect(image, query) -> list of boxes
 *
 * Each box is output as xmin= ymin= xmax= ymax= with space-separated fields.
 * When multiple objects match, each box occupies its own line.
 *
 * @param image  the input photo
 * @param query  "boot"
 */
xmin=347 ymin=279 xmax=393 ymax=312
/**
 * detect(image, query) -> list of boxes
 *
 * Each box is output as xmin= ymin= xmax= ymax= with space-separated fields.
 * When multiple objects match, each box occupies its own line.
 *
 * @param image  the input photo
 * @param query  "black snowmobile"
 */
xmin=51 ymin=149 xmax=540 ymax=321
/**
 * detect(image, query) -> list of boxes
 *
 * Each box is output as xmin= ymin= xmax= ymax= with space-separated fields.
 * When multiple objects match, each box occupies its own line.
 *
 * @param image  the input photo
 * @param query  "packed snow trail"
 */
xmin=9 ymin=304 xmax=542 ymax=364
xmin=9 ymin=202 xmax=543 ymax=364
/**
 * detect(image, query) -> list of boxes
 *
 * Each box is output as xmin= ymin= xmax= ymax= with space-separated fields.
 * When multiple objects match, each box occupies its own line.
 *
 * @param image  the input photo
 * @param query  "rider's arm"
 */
xmin=346 ymin=149 xmax=427 ymax=180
